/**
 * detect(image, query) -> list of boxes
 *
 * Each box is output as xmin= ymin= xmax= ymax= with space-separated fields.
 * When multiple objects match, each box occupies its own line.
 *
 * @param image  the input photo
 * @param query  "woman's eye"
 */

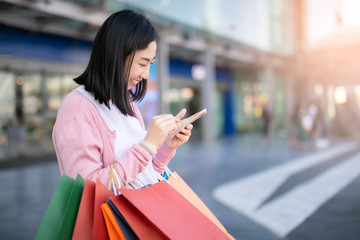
xmin=139 ymin=63 xmax=146 ymax=67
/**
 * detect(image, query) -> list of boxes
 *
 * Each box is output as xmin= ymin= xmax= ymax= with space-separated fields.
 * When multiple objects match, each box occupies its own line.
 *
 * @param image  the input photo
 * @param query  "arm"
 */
xmin=131 ymin=102 xmax=176 ymax=173
xmin=53 ymin=115 xmax=153 ymax=186
xmin=152 ymin=143 xmax=176 ymax=173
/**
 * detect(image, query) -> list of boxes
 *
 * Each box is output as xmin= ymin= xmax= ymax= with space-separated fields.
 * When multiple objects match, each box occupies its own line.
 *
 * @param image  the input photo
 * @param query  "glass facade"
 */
xmin=0 ymin=71 xmax=77 ymax=161
xmin=113 ymin=0 xmax=289 ymax=53
xmin=0 ymin=0 xmax=292 ymax=161
xmin=233 ymin=69 xmax=285 ymax=133
xmin=167 ymin=79 xmax=203 ymax=141
xmin=273 ymin=75 xmax=286 ymax=129
xmin=0 ymin=71 xmax=16 ymax=159
xmin=0 ymin=71 xmax=15 ymax=119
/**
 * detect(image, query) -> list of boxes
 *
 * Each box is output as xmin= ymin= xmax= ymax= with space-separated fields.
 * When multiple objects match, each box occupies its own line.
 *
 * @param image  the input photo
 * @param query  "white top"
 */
xmin=76 ymin=86 xmax=161 ymax=188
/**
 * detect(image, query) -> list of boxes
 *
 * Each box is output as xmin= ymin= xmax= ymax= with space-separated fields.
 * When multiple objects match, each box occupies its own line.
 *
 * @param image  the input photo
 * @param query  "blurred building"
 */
xmin=289 ymin=0 xmax=360 ymax=142
xmin=0 ymin=0 xmax=359 ymax=161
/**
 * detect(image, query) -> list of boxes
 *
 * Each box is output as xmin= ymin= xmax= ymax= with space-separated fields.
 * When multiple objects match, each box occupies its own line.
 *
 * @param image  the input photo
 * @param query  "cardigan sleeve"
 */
xmin=53 ymin=114 xmax=155 ymax=185
xmin=152 ymin=143 xmax=176 ymax=173
xmin=52 ymin=91 xmax=158 ymax=186
xmin=53 ymin=92 xmax=177 ymax=187
xmin=131 ymin=102 xmax=176 ymax=173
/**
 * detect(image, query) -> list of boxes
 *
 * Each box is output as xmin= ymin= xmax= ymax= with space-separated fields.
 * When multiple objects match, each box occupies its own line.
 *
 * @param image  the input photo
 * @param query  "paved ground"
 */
xmin=0 ymin=133 xmax=359 ymax=239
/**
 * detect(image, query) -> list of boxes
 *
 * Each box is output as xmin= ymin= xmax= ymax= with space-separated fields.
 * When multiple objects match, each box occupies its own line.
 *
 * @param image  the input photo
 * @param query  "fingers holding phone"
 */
xmin=170 ymin=109 xmax=207 ymax=138
xmin=165 ymin=109 xmax=206 ymax=149
xmin=177 ymin=123 xmax=193 ymax=138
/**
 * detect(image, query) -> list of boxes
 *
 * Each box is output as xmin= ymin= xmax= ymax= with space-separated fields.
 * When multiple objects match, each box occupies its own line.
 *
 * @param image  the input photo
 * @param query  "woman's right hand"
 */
xmin=144 ymin=114 xmax=179 ymax=149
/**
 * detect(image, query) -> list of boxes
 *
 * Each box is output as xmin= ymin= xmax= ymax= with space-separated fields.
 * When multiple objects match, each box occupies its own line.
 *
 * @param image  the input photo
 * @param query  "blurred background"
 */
xmin=1 ymin=0 xmax=360 ymax=239
xmin=1 ymin=0 xmax=360 ymax=160
xmin=1 ymin=0 xmax=360 ymax=158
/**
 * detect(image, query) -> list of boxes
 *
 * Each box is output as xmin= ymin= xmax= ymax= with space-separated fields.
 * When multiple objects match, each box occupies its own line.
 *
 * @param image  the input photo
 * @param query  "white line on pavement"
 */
xmin=213 ymin=142 xmax=357 ymax=213
xmin=253 ymin=151 xmax=360 ymax=237
xmin=213 ymin=142 xmax=358 ymax=237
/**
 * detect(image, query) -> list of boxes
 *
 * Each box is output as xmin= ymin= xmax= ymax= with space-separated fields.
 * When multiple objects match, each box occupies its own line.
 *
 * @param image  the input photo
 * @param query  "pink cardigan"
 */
xmin=52 ymin=90 xmax=176 ymax=186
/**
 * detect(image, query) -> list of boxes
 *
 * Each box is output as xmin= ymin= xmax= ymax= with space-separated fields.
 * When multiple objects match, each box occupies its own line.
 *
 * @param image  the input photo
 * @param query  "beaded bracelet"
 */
xmin=138 ymin=139 xmax=157 ymax=157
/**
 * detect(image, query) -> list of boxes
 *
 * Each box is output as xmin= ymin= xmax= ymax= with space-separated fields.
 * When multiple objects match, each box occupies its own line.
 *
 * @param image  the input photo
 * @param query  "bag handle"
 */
xmin=89 ymin=165 xmax=142 ymax=194
xmin=111 ymin=164 xmax=149 ymax=190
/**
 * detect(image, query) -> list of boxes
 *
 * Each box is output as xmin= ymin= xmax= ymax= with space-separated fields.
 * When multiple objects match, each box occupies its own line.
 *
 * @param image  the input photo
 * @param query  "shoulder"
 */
xmin=62 ymin=89 xmax=93 ymax=109
xmin=56 ymin=89 xmax=100 ymax=124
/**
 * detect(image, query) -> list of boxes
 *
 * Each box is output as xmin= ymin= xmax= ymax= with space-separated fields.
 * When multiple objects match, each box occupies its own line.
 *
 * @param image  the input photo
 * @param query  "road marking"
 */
xmin=213 ymin=142 xmax=358 ymax=237
xmin=254 ymin=152 xmax=360 ymax=237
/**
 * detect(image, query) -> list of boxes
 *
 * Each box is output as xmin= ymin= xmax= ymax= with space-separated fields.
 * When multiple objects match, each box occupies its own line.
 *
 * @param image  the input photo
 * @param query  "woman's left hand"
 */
xmin=165 ymin=123 xmax=193 ymax=149
xmin=164 ymin=108 xmax=193 ymax=149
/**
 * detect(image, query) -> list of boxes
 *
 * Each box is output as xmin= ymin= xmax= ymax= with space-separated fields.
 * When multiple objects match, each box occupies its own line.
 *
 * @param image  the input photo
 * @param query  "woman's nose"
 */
xmin=141 ymin=69 xmax=149 ymax=79
xmin=140 ymin=72 xmax=147 ymax=79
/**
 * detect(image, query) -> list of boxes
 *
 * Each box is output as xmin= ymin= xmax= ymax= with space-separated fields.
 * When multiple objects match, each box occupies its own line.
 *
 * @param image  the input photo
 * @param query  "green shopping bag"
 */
xmin=35 ymin=174 xmax=85 ymax=240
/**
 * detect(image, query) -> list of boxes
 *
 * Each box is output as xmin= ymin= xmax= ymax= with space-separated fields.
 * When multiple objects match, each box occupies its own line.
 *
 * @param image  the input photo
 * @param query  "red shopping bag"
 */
xmin=94 ymin=179 xmax=114 ymax=239
xmin=72 ymin=180 xmax=96 ymax=240
xmin=72 ymin=179 xmax=114 ymax=240
xmin=168 ymin=172 xmax=234 ymax=239
xmin=109 ymin=195 xmax=165 ymax=240
xmin=111 ymin=180 xmax=231 ymax=240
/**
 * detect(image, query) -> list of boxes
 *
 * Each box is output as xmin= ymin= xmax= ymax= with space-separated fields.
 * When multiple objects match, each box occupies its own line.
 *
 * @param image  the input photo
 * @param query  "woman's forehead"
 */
xmin=134 ymin=41 xmax=157 ymax=59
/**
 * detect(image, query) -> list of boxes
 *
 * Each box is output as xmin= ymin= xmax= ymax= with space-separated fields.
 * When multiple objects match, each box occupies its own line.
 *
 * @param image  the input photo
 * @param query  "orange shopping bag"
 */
xmin=101 ymin=203 xmax=126 ymax=240
xmin=102 ymin=199 xmax=139 ymax=240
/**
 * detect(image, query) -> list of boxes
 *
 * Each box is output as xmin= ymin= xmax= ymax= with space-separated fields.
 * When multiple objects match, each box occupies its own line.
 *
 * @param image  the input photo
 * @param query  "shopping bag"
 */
xmin=109 ymin=195 xmax=165 ymax=240
xmin=111 ymin=180 xmax=231 ymax=240
xmin=102 ymin=200 xmax=140 ymax=240
xmin=101 ymin=202 xmax=126 ymax=240
xmin=167 ymin=171 xmax=233 ymax=238
xmin=93 ymin=179 xmax=115 ymax=239
xmin=35 ymin=174 xmax=85 ymax=240
xmin=105 ymin=200 xmax=139 ymax=240
xmin=72 ymin=178 xmax=114 ymax=240
xmin=72 ymin=180 xmax=96 ymax=240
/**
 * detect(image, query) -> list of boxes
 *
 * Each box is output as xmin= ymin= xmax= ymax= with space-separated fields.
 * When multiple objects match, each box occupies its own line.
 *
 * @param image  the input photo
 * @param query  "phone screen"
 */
xmin=170 ymin=109 xmax=207 ymax=137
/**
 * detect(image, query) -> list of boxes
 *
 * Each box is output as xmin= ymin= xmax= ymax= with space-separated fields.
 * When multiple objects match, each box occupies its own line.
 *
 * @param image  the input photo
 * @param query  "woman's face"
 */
xmin=126 ymin=41 xmax=157 ymax=90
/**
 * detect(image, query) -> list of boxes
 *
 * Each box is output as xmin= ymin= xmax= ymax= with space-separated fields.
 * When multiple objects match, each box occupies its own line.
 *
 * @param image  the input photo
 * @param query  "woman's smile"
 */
xmin=130 ymin=78 xmax=141 ymax=87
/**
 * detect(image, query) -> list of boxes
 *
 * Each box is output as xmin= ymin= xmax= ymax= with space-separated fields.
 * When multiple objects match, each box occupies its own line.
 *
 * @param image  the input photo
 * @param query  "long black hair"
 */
xmin=74 ymin=9 xmax=158 ymax=116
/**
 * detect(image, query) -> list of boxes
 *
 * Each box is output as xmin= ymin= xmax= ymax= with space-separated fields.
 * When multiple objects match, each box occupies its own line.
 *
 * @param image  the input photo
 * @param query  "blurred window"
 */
xmin=46 ymin=73 xmax=77 ymax=112
xmin=22 ymin=73 xmax=43 ymax=141
xmin=23 ymin=73 xmax=42 ymax=116
xmin=46 ymin=74 xmax=77 ymax=123
xmin=116 ymin=0 xmax=286 ymax=53
xmin=63 ymin=0 xmax=100 ymax=6
xmin=355 ymin=86 xmax=360 ymax=109
xmin=0 ymin=71 xmax=15 ymax=146
xmin=61 ymin=75 xmax=77 ymax=98
xmin=0 ymin=71 xmax=15 ymax=118
xmin=46 ymin=74 xmax=62 ymax=113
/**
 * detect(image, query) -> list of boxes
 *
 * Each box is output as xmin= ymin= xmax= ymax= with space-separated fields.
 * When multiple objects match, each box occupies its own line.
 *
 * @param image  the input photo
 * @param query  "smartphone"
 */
xmin=170 ymin=109 xmax=207 ymax=137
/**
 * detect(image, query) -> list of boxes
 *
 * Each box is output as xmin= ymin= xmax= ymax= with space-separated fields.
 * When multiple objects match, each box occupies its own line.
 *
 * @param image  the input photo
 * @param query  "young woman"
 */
xmin=52 ymin=9 xmax=193 ymax=188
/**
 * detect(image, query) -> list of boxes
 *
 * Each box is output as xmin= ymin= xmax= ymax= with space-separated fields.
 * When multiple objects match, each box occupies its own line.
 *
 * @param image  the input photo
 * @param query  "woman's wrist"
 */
xmin=138 ymin=139 xmax=157 ymax=157
xmin=164 ymin=139 xmax=176 ymax=149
